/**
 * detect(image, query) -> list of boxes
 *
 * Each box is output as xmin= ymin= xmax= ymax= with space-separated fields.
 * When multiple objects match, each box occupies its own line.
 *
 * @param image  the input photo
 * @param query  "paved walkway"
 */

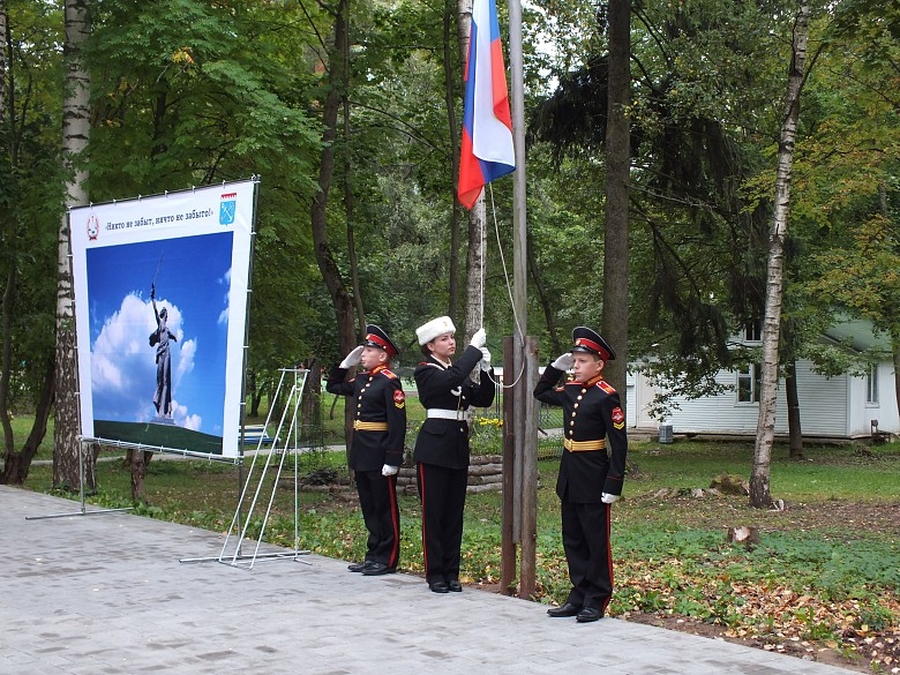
xmin=1 ymin=485 xmax=859 ymax=675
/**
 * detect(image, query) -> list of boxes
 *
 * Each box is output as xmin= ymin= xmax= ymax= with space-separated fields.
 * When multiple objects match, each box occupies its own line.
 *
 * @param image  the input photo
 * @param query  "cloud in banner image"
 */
xmin=218 ymin=268 xmax=231 ymax=325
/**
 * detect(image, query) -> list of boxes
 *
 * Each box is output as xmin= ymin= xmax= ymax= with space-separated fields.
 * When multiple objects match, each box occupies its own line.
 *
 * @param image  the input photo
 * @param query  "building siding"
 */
xmin=628 ymin=359 xmax=899 ymax=438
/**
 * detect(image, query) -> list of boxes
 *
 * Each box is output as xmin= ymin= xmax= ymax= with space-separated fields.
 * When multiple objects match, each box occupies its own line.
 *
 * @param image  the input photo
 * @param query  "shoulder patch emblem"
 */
xmin=611 ymin=406 xmax=625 ymax=429
xmin=598 ymin=381 xmax=616 ymax=395
xmin=393 ymin=390 xmax=406 ymax=408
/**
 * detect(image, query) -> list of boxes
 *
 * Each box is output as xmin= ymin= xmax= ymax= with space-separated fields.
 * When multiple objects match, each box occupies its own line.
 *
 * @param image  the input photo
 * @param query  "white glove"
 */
xmin=601 ymin=492 xmax=620 ymax=505
xmin=480 ymin=347 xmax=492 ymax=371
xmin=551 ymin=353 xmax=574 ymax=370
xmin=381 ymin=464 xmax=399 ymax=477
xmin=339 ymin=345 xmax=364 ymax=369
xmin=470 ymin=327 xmax=487 ymax=349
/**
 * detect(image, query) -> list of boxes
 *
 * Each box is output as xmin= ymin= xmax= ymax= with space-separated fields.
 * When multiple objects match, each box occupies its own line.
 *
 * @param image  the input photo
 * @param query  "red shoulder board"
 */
xmin=381 ymin=368 xmax=398 ymax=380
xmin=598 ymin=380 xmax=616 ymax=395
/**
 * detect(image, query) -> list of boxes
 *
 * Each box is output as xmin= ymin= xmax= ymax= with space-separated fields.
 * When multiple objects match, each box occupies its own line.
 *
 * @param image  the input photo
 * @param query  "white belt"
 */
xmin=427 ymin=408 xmax=472 ymax=422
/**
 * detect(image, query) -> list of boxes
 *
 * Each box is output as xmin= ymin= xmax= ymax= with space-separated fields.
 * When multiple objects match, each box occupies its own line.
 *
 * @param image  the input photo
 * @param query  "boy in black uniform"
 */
xmin=327 ymin=325 xmax=406 ymax=576
xmin=413 ymin=316 xmax=494 ymax=593
xmin=533 ymin=327 xmax=627 ymax=622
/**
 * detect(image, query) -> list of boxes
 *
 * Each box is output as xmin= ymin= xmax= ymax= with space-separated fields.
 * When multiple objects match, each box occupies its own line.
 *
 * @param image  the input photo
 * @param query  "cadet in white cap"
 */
xmin=533 ymin=326 xmax=627 ymax=623
xmin=413 ymin=316 xmax=494 ymax=593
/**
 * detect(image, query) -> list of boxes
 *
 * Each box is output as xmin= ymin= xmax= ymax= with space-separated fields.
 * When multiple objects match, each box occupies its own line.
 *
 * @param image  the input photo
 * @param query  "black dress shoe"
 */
xmin=576 ymin=607 xmax=603 ymax=623
xmin=429 ymin=581 xmax=450 ymax=593
xmin=447 ymin=579 xmax=463 ymax=592
xmin=347 ymin=561 xmax=367 ymax=573
xmin=547 ymin=602 xmax=581 ymax=617
xmin=362 ymin=561 xmax=396 ymax=576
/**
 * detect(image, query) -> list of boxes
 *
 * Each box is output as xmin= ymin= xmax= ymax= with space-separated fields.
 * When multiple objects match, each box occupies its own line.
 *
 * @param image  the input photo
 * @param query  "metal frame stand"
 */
xmin=180 ymin=368 xmax=312 ymax=569
xmin=25 ymin=438 xmax=134 ymax=521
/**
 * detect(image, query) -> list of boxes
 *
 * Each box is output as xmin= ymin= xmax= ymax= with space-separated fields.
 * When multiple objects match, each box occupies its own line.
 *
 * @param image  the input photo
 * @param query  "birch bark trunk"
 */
xmin=750 ymin=4 xmax=810 ymax=508
xmin=53 ymin=0 xmax=91 ymax=491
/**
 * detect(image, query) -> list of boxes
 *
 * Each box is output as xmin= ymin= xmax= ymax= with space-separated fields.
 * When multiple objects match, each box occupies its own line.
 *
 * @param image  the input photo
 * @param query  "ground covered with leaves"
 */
xmin=609 ymin=496 xmax=900 ymax=674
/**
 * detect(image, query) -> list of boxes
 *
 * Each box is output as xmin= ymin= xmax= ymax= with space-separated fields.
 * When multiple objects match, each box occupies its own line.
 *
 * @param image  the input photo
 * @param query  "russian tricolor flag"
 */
xmin=457 ymin=0 xmax=516 ymax=209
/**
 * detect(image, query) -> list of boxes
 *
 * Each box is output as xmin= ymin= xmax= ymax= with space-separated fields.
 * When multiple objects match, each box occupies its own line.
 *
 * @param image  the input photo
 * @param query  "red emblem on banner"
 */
xmin=87 ymin=215 xmax=100 ymax=241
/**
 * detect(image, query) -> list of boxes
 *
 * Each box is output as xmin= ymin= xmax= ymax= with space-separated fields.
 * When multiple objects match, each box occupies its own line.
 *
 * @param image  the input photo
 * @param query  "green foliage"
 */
xmin=1 ymin=0 xmax=65 ymax=453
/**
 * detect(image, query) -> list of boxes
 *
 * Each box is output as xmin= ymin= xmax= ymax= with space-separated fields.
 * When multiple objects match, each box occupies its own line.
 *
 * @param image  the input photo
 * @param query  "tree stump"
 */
xmin=726 ymin=526 xmax=759 ymax=549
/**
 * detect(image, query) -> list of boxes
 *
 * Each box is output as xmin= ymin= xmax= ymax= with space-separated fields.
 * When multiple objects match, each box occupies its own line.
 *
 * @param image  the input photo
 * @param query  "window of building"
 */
xmin=738 ymin=363 xmax=761 ymax=403
xmin=744 ymin=321 xmax=762 ymax=342
xmin=867 ymin=364 xmax=879 ymax=405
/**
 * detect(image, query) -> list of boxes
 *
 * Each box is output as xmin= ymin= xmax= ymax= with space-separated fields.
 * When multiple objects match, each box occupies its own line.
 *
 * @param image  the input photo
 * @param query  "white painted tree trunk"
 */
xmin=750 ymin=4 xmax=810 ymax=508
xmin=456 ymin=0 xmax=487 ymax=344
xmin=53 ymin=0 xmax=91 ymax=490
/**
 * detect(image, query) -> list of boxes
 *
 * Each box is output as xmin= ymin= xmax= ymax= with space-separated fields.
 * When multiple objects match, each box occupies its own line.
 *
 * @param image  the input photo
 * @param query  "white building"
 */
xmin=626 ymin=320 xmax=898 ymax=440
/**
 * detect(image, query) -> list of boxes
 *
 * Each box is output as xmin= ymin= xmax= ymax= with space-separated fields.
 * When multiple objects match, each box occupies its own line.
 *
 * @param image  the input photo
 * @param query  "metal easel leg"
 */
xmin=25 ymin=439 xmax=134 ymax=521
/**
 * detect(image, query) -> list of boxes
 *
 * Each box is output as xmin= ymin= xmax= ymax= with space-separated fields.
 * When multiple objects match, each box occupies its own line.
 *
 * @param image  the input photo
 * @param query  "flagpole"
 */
xmin=506 ymin=0 xmax=537 ymax=598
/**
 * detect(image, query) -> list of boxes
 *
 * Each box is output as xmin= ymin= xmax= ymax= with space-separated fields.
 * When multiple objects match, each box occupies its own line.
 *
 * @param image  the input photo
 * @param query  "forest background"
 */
xmin=2 ymin=0 xmax=899 ymax=486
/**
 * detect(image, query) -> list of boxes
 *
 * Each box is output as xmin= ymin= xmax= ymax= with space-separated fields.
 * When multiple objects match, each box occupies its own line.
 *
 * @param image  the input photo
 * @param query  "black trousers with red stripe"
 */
xmin=560 ymin=495 xmax=613 ymax=614
xmin=355 ymin=469 xmax=400 ymax=567
xmin=417 ymin=462 xmax=468 ymax=584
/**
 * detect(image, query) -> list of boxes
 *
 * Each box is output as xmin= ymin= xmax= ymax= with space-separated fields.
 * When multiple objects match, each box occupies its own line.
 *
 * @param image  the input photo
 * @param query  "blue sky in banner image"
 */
xmin=86 ymin=231 xmax=234 ymax=437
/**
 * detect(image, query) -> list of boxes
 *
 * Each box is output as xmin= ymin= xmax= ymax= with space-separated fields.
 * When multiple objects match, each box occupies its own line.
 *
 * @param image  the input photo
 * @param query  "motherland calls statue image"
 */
xmin=150 ymin=282 xmax=177 ymax=419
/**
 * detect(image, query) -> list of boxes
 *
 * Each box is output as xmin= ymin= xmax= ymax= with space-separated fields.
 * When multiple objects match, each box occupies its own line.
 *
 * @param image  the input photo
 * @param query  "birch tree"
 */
xmin=53 ymin=0 xmax=90 ymax=491
xmin=750 ymin=3 xmax=811 ymax=509
xmin=456 ymin=0 xmax=486 ymax=341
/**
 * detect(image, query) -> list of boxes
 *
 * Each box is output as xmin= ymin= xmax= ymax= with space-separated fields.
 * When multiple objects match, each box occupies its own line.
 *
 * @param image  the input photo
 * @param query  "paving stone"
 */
xmin=0 ymin=485 xmax=859 ymax=675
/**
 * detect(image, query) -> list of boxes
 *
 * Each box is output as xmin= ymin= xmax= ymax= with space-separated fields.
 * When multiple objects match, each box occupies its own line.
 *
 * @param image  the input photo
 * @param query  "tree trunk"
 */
xmin=464 ymin=200 xmax=486 ymax=344
xmin=751 ymin=4 xmax=810 ymax=508
xmin=456 ymin=0 xmax=486 ymax=341
xmin=130 ymin=447 xmax=146 ymax=502
xmin=1 ymin=359 xmax=55 ymax=485
xmin=601 ymin=0 xmax=631 ymax=399
xmin=342 ymin=58 xmax=364 ymax=333
xmin=300 ymin=360 xmax=322 ymax=447
xmin=1 ymin=265 xmax=14 ymax=455
xmin=310 ymin=0 xmax=357 ymax=468
xmin=444 ymin=0 xmax=462 ymax=322
xmin=527 ymin=234 xmax=563 ymax=355
xmin=1 ymin=0 xmax=15 ymax=462
xmin=785 ymin=360 xmax=803 ymax=459
xmin=54 ymin=0 xmax=91 ymax=491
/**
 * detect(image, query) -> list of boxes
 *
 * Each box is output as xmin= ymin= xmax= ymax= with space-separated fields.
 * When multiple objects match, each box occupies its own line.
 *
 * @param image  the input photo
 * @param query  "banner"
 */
xmin=70 ymin=180 xmax=258 ymax=459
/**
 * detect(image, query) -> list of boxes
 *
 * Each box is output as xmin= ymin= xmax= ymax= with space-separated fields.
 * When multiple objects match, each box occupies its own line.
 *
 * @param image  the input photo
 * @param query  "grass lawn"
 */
xmin=7 ymin=405 xmax=900 ymax=673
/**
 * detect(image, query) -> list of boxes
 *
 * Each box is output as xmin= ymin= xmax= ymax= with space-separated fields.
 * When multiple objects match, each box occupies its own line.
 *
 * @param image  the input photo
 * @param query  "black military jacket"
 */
xmin=533 ymin=365 xmax=628 ymax=502
xmin=413 ymin=345 xmax=495 ymax=469
xmin=326 ymin=363 xmax=407 ymax=472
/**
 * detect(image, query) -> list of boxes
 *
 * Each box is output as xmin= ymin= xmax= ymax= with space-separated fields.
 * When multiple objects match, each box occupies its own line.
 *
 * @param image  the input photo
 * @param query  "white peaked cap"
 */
xmin=416 ymin=316 xmax=456 ymax=345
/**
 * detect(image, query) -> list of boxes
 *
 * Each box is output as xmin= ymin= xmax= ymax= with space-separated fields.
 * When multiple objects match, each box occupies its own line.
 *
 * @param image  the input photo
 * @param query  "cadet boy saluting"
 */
xmin=327 ymin=325 xmax=406 ymax=576
xmin=533 ymin=327 xmax=627 ymax=623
